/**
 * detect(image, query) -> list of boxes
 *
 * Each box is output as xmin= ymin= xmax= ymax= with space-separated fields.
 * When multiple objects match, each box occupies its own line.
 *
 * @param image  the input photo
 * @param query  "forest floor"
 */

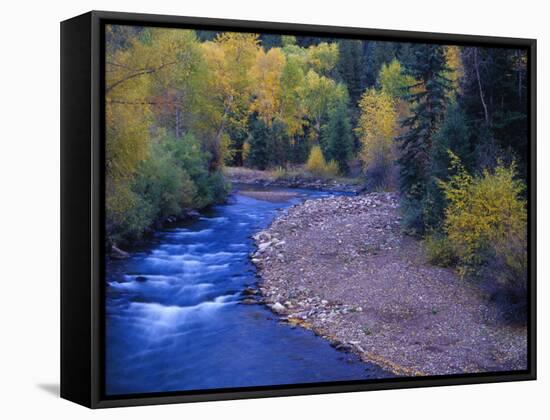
xmin=250 ymin=193 xmax=528 ymax=376
xmin=224 ymin=166 xmax=364 ymax=193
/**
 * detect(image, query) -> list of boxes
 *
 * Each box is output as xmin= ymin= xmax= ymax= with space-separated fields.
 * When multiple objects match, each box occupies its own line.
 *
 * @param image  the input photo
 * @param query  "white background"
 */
xmin=0 ymin=0 xmax=547 ymax=418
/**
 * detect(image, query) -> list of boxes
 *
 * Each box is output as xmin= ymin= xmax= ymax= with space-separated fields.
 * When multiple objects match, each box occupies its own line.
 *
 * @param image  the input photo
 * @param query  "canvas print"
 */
xmin=104 ymin=24 xmax=529 ymax=396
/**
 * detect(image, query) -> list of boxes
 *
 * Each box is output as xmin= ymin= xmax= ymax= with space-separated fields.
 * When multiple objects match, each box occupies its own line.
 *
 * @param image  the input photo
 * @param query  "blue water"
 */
xmin=105 ymin=186 xmax=389 ymax=395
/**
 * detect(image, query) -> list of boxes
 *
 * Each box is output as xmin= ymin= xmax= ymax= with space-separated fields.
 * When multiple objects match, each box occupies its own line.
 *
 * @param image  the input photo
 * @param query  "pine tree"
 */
xmin=398 ymin=44 xmax=451 ymax=234
xmin=336 ymin=39 xmax=368 ymax=153
xmin=365 ymin=41 xmax=400 ymax=87
xmin=269 ymin=120 xmax=291 ymax=168
xmin=322 ymin=102 xmax=353 ymax=174
xmin=336 ymin=39 xmax=368 ymax=108
xmin=247 ymin=116 xmax=271 ymax=170
xmin=424 ymin=102 xmax=472 ymax=230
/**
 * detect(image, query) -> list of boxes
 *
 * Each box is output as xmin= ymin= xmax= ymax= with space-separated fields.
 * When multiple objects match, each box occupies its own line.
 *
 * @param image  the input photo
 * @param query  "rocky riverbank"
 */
xmin=238 ymin=190 xmax=300 ymax=202
xmin=251 ymin=193 xmax=527 ymax=376
xmin=225 ymin=166 xmax=364 ymax=193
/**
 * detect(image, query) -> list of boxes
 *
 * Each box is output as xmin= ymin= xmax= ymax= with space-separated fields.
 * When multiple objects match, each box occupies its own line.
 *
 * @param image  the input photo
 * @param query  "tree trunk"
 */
xmin=517 ymin=51 xmax=523 ymax=104
xmin=175 ymin=107 xmax=181 ymax=138
xmin=473 ymin=49 xmax=490 ymax=125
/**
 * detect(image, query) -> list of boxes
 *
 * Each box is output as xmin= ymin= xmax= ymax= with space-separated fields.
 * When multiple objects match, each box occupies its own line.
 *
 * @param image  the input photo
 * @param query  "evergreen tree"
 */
xmin=322 ymin=102 xmax=353 ymax=174
xmin=226 ymin=124 xmax=248 ymax=166
xmin=270 ymin=120 xmax=291 ymax=168
xmin=395 ymin=43 xmax=420 ymax=73
xmin=336 ymin=39 xmax=368 ymax=153
xmin=247 ymin=116 xmax=271 ymax=170
xmin=289 ymin=127 xmax=311 ymax=164
xmin=259 ymin=34 xmax=282 ymax=49
xmin=296 ymin=36 xmax=332 ymax=48
xmin=424 ymin=102 xmax=472 ymax=230
xmin=336 ymin=39 xmax=368 ymax=108
xmin=365 ymin=41 xmax=400 ymax=87
xmin=398 ymin=44 xmax=451 ymax=234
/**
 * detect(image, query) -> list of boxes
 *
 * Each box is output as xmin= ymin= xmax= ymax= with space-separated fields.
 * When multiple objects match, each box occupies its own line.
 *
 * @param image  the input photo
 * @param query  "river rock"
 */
xmin=253 ymin=231 xmax=271 ymax=242
xmin=258 ymin=242 xmax=271 ymax=252
xmin=270 ymin=302 xmax=286 ymax=314
xmin=240 ymin=298 xmax=257 ymax=305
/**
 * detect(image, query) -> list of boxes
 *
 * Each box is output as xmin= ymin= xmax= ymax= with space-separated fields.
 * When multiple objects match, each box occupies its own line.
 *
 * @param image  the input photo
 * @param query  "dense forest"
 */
xmin=106 ymin=25 xmax=528 ymax=305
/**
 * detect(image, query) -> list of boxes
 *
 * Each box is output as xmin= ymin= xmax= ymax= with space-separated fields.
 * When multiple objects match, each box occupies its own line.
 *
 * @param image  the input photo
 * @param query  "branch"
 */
xmin=105 ymin=61 xmax=178 ymax=93
xmin=107 ymin=98 xmax=184 ymax=107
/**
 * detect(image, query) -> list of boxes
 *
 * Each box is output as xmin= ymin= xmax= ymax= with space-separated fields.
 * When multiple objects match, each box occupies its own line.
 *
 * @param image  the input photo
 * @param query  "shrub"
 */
xmin=201 ymin=170 xmax=231 ymax=207
xmin=306 ymin=145 xmax=339 ymax=177
xmin=115 ymin=190 xmax=156 ymax=243
xmin=242 ymin=141 xmax=251 ymax=163
xmin=107 ymin=133 xmax=230 ymax=244
xmin=273 ymin=166 xmax=288 ymax=179
xmin=165 ymin=133 xmax=230 ymax=209
xmin=121 ymin=141 xmax=198 ymax=240
xmin=439 ymin=152 xmax=527 ymax=298
xmin=363 ymin=152 xmax=398 ymax=191
xmin=399 ymin=183 xmax=426 ymax=237
xmin=306 ymin=145 xmax=326 ymax=173
xmin=424 ymin=232 xmax=457 ymax=267
xmin=325 ymin=160 xmax=340 ymax=177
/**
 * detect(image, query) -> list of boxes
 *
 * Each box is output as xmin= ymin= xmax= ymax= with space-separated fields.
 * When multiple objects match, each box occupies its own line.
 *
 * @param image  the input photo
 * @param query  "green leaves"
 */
xmin=105 ymin=27 xmax=231 ymax=243
xmin=104 ymin=24 xmax=528 ymax=264
xmin=378 ymin=59 xmax=416 ymax=101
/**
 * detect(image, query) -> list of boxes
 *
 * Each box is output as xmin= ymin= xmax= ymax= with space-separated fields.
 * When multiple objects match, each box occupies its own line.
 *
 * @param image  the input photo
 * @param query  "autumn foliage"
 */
xmin=105 ymin=25 xmax=529 ymax=316
xmin=356 ymin=88 xmax=398 ymax=189
xmin=306 ymin=145 xmax=339 ymax=177
xmin=438 ymin=153 xmax=527 ymax=297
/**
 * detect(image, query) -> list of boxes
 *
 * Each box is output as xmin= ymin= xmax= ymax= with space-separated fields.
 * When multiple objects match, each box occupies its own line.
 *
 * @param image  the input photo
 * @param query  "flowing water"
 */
xmin=105 ymin=185 xmax=389 ymax=395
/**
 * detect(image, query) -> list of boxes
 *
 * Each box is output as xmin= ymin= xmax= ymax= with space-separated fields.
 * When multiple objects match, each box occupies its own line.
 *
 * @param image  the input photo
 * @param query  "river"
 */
xmin=105 ymin=184 xmax=390 ymax=395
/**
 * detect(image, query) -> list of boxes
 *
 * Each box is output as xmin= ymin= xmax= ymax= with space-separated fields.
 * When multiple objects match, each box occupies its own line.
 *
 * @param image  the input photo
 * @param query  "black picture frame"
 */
xmin=61 ymin=10 xmax=537 ymax=409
